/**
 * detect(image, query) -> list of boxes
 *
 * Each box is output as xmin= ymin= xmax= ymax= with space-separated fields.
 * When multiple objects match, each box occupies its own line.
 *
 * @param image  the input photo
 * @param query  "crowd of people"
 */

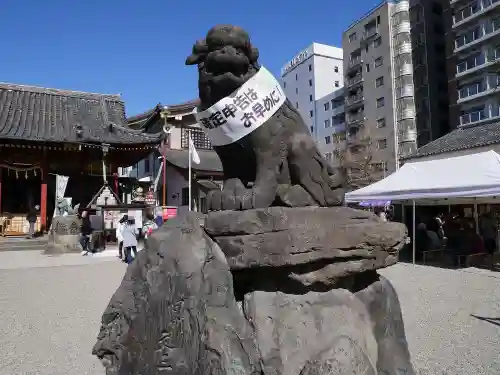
xmin=78 ymin=208 xmax=159 ymax=264
xmin=415 ymin=211 xmax=498 ymax=264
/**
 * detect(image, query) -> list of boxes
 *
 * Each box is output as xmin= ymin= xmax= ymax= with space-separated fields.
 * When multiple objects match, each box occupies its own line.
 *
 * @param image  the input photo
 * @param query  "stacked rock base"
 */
xmin=93 ymin=207 xmax=415 ymax=375
xmin=45 ymin=215 xmax=82 ymax=254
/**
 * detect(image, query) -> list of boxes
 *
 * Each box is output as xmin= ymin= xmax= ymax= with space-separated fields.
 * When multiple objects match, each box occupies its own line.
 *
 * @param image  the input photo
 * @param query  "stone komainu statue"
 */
xmin=186 ymin=25 xmax=345 ymax=211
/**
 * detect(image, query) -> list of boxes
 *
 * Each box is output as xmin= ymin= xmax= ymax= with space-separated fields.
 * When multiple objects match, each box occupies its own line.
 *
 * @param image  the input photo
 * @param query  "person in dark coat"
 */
xmin=80 ymin=209 xmax=94 ymax=255
xmin=26 ymin=205 xmax=39 ymax=238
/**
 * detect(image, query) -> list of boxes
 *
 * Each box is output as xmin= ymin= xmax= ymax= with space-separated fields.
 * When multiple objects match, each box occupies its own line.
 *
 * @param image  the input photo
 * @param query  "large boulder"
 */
xmin=92 ymin=213 xmax=261 ymax=375
xmin=93 ymin=208 xmax=415 ymax=375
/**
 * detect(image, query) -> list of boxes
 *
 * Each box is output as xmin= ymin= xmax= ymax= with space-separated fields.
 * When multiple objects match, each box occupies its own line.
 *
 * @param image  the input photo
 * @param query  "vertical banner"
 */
xmin=50 ymin=175 xmax=69 ymax=230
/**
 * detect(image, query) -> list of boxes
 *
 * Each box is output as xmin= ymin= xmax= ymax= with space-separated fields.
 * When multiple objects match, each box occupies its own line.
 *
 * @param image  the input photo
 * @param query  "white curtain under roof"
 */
xmin=345 ymin=150 xmax=500 ymax=202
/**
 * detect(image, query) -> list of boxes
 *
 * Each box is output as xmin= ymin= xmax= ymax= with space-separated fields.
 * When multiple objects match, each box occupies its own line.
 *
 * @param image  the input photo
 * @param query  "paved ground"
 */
xmin=0 ymin=253 xmax=498 ymax=375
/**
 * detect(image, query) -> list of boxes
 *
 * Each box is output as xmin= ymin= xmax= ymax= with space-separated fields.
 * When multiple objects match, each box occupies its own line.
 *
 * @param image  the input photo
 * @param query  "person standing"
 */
xmin=115 ymin=215 xmax=127 ymax=260
xmin=80 ymin=209 xmax=94 ymax=255
xmin=480 ymin=211 xmax=497 ymax=255
xmin=26 ymin=205 xmax=39 ymax=238
xmin=122 ymin=217 xmax=138 ymax=264
xmin=142 ymin=211 xmax=158 ymax=249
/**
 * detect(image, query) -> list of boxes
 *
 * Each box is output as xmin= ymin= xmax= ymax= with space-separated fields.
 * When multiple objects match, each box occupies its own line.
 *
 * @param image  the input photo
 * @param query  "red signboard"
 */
xmin=162 ymin=206 xmax=177 ymax=221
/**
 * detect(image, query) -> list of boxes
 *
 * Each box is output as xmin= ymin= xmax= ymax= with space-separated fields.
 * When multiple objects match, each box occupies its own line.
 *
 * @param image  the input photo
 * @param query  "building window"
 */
xmin=296 ymin=74 xmax=298 ymax=80
xmin=181 ymin=187 xmax=189 ymax=206
xmin=310 ymin=126 xmax=314 ymax=133
xmin=366 ymin=63 xmax=370 ymax=72
xmin=335 ymin=81 xmax=339 ymax=87
xmin=334 ymin=66 xmax=339 ymax=73
xmin=377 ymin=139 xmax=387 ymax=149
xmin=324 ymin=102 xmax=330 ymax=111
xmin=325 ymin=136 xmax=331 ymax=144
xmin=375 ymin=76 xmax=384 ymax=87
xmin=324 ymin=119 xmax=331 ymax=128
xmin=283 ymin=82 xmax=286 ymax=88
xmin=296 ymin=102 xmax=299 ymax=108
xmin=309 ymin=79 xmax=313 ymax=87
xmin=309 ymin=64 xmax=312 ymax=71
xmin=376 ymin=117 xmax=386 ymax=128
xmin=377 ymin=15 xmax=381 ymax=24
xmin=325 ymin=152 xmax=333 ymax=161
xmin=373 ymin=37 xmax=382 ymax=47
xmin=182 ymin=128 xmax=211 ymax=150
xmin=349 ymin=32 xmax=357 ymax=42
xmin=309 ymin=94 xmax=313 ymax=102
xmin=376 ymin=97 xmax=385 ymax=108
xmin=144 ymin=158 xmax=150 ymax=173
xmin=374 ymin=57 xmax=383 ymax=67
xmin=296 ymin=87 xmax=299 ymax=94
xmin=310 ymin=110 xmax=314 ymax=117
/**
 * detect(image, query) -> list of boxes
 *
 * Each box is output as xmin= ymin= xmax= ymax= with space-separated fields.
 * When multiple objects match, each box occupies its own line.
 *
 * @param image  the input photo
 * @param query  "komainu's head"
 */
xmin=186 ymin=25 xmax=260 ymax=110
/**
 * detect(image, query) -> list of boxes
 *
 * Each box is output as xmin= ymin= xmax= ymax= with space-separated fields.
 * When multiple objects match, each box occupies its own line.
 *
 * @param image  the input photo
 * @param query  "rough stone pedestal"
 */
xmin=45 ymin=215 xmax=81 ymax=254
xmin=93 ymin=208 xmax=415 ymax=375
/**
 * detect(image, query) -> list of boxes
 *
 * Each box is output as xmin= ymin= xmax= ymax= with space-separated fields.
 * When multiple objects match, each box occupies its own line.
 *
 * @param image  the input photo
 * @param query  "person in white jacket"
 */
xmin=122 ymin=217 xmax=138 ymax=264
xmin=115 ymin=215 xmax=127 ymax=260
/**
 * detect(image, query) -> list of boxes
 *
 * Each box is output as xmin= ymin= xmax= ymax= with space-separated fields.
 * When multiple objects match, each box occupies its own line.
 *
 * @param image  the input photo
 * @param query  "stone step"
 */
xmin=0 ymin=237 xmax=48 ymax=252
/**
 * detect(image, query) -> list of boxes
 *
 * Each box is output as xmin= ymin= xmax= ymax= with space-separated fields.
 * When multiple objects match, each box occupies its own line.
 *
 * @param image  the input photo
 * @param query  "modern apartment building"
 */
xmin=448 ymin=0 xmax=500 ymax=129
xmin=280 ymin=43 xmax=344 ymax=139
xmin=409 ymin=0 xmax=450 ymax=145
xmin=343 ymin=0 xmax=415 ymax=184
xmin=315 ymin=88 xmax=347 ymax=168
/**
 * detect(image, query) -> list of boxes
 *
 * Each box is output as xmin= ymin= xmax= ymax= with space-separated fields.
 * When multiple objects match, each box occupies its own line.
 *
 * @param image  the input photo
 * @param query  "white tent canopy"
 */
xmin=346 ymin=150 xmax=500 ymax=202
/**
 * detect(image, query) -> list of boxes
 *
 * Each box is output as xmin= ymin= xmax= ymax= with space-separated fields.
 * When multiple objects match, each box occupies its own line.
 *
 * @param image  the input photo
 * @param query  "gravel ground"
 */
xmin=379 ymin=264 xmax=500 ymax=375
xmin=0 ymin=253 xmax=498 ymax=375
xmin=0 ymin=257 xmax=125 ymax=375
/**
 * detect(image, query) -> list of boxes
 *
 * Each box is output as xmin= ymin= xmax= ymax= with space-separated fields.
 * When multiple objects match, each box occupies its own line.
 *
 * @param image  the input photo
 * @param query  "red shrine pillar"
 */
xmin=40 ymin=159 xmax=48 ymax=232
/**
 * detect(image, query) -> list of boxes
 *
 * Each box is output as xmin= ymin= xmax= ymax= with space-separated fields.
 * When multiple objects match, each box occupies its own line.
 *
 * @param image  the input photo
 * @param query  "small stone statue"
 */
xmin=132 ymin=186 xmax=145 ymax=203
xmin=55 ymin=198 xmax=79 ymax=216
xmin=55 ymin=197 xmax=69 ymax=216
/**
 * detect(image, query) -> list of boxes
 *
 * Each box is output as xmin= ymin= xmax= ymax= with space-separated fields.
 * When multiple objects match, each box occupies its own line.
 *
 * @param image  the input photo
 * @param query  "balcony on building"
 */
xmin=459 ymin=102 xmax=500 ymax=125
xmin=394 ymin=0 xmax=410 ymax=13
xmin=347 ymin=54 xmax=363 ymax=73
xmin=361 ymin=24 xmax=379 ymax=44
xmin=346 ymin=111 xmax=365 ymax=124
xmin=398 ymin=142 xmax=417 ymax=158
xmin=395 ymin=84 xmax=415 ymax=98
xmin=347 ymin=128 xmax=371 ymax=147
xmin=453 ymin=0 xmax=500 ymax=29
xmin=397 ymin=107 xmax=416 ymax=121
xmin=346 ymin=73 xmax=364 ymax=90
xmin=345 ymin=92 xmax=364 ymax=109
xmin=395 ymin=62 xmax=413 ymax=78
xmin=456 ymin=47 xmax=500 ymax=77
xmin=457 ymin=74 xmax=500 ymax=103
xmin=454 ymin=17 xmax=500 ymax=53
xmin=395 ymin=41 xmax=412 ymax=57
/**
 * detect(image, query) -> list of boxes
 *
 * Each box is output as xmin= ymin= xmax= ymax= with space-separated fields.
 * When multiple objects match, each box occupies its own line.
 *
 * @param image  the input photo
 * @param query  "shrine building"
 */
xmin=120 ymin=99 xmax=223 ymax=214
xmin=0 ymin=82 xmax=162 ymax=236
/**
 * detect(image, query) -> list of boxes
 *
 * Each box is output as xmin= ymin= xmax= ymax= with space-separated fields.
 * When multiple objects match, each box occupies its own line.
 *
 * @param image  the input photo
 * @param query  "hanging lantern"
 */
xmin=15 ymin=171 xmax=18 ymax=179
xmin=25 ymin=171 xmax=28 ymax=179
xmin=34 ymin=169 xmax=37 ymax=176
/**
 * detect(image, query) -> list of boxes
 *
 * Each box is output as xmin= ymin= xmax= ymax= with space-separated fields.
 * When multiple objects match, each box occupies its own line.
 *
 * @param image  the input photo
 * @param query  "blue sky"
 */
xmin=0 ymin=0 xmax=380 ymax=116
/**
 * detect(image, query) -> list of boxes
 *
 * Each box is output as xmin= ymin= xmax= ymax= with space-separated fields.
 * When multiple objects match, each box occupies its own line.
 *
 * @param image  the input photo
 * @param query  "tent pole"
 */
xmin=412 ymin=200 xmax=416 ymax=265
xmin=474 ymin=202 xmax=479 ymax=234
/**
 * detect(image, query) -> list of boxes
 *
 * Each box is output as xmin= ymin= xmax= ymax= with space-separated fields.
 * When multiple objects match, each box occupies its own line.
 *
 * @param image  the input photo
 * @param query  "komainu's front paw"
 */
xmin=207 ymin=179 xmax=276 ymax=211
xmin=207 ymin=179 xmax=252 ymax=211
